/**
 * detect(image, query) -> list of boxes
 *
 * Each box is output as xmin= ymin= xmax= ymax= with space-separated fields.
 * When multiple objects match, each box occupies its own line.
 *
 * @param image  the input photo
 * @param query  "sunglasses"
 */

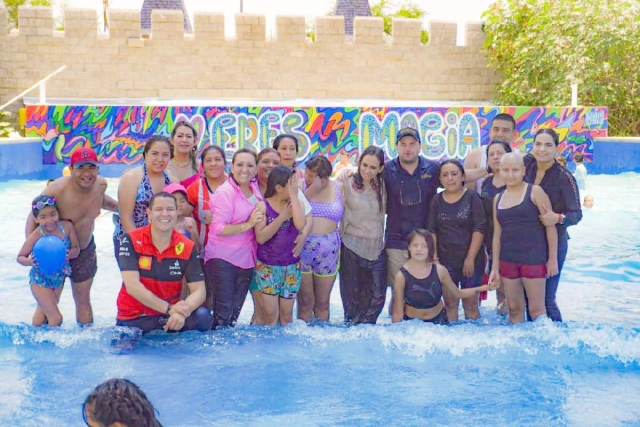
xmin=32 ymin=197 xmax=56 ymax=210
xmin=400 ymin=179 xmax=422 ymax=206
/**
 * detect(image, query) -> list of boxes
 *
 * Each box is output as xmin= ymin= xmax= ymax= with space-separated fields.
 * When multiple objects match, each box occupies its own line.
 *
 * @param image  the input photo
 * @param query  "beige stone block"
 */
xmin=17 ymin=6 xmax=36 ymax=19
xmin=429 ymin=21 xmax=457 ymax=46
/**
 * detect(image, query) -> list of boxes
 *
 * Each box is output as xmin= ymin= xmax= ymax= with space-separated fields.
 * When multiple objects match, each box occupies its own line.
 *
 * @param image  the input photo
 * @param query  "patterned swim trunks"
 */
xmin=300 ymin=230 xmax=341 ymax=276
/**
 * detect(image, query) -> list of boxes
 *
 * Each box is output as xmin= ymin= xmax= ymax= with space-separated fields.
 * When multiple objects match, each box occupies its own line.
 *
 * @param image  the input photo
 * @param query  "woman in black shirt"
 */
xmin=427 ymin=160 xmax=486 ymax=321
xmin=524 ymin=129 xmax=582 ymax=322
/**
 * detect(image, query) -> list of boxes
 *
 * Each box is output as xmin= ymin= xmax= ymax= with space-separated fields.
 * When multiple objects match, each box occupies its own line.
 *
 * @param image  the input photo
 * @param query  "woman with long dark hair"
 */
xmin=524 ymin=128 xmax=582 ymax=321
xmin=339 ymin=146 xmax=387 ymax=324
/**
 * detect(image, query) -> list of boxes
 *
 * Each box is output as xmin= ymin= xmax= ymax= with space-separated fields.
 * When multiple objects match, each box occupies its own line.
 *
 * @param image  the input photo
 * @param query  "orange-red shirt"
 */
xmin=116 ymin=225 xmax=203 ymax=320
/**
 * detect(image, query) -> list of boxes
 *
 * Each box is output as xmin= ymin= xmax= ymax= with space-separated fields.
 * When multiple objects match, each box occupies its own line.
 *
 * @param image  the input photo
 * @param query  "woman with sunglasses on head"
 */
xmin=339 ymin=146 xmax=387 ymax=324
xmin=427 ymin=159 xmax=486 ymax=322
xmin=114 ymin=136 xmax=174 ymax=266
xmin=297 ymin=155 xmax=344 ymax=323
xmin=186 ymin=145 xmax=227 ymax=311
xmin=168 ymin=120 xmax=200 ymax=189
xmin=480 ymin=140 xmax=513 ymax=314
xmin=523 ymin=128 xmax=582 ymax=322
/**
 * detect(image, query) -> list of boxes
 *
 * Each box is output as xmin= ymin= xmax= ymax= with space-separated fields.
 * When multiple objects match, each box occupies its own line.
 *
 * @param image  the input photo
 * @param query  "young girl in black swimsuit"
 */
xmin=392 ymin=229 xmax=498 ymax=324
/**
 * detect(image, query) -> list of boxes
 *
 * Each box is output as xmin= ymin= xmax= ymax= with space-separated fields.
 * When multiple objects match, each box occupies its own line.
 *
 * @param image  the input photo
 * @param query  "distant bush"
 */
xmin=482 ymin=0 xmax=640 ymax=136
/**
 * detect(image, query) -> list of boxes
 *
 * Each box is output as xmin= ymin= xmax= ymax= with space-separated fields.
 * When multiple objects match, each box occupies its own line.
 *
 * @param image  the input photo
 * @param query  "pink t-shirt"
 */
xmin=205 ymin=178 xmax=263 ymax=269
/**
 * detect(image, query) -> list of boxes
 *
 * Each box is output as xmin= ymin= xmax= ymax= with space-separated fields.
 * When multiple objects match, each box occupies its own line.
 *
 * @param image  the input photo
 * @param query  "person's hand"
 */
xmin=546 ymin=258 xmax=559 ymax=278
xmin=336 ymin=167 xmax=356 ymax=182
xmin=293 ymin=232 xmax=307 ymax=258
xmin=288 ymin=174 xmax=299 ymax=199
xmin=248 ymin=207 xmax=265 ymax=227
xmin=203 ymin=210 xmax=212 ymax=225
xmin=488 ymin=269 xmax=500 ymax=287
xmin=171 ymin=300 xmax=192 ymax=317
xmin=486 ymin=280 xmax=500 ymax=291
xmin=539 ymin=204 xmax=559 ymax=227
xmin=462 ymin=257 xmax=475 ymax=277
xmin=163 ymin=312 xmax=186 ymax=331
xmin=185 ymin=219 xmax=196 ymax=235
xmin=29 ymin=253 xmax=39 ymax=268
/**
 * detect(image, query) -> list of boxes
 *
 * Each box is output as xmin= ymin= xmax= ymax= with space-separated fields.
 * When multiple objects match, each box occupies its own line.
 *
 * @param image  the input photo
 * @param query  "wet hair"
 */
xmin=556 ymin=156 xmax=567 ymax=167
xmin=305 ymin=155 xmax=333 ymax=179
xmin=229 ymin=148 xmax=258 ymax=185
xmin=143 ymin=135 xmax=173 ymax=160
xmin=437 ymin=159 xmax=466 ymax=186
xmin=200 ymin=145 xmax=226 ymax=165
xmin=491 ymin=113 xmax=516 ymax=130
xmin=148 ymin=191 xmax=177 ymax=209
xmin=257 ymin=147 xmax=280 ymax=163
xmin=574 ymin=153 xmax=584 ymax=163
xmin=273 ymin=134 xmax=299 ymax=153
xmin=31 ymin=194 xmax=57 ymax=218
xmin=83 ymin=378 xmax=163 ymax=427
xmin=407 ymin=229 xmax=435 ymax=262
xmin=354 ymin=146 xmax=385 ymax=213
xmin=485 ymin=140 xmax=513 ymax=173
xmin=264 ymin=165 xmax=294 ymax=198
xmin=171 ymin=120 xmax=198 ymax=172
xmin=534 ymin=128 xmax=560 ymax=146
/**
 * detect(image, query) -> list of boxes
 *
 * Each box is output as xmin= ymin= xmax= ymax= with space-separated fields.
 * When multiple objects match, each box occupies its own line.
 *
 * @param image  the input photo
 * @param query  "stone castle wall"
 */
xmin=0 ymin=6 xmax=497 ymax=108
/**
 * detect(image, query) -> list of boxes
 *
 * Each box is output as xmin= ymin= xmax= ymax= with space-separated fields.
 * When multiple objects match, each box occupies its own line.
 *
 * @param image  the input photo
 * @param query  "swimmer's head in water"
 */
xmin=583 ymin=195 xmax=594 ymax=209
xmin=83 ymin=378 xmax=163 ymax=427
xmin=499 ymin=152 xmax=525 ymax=186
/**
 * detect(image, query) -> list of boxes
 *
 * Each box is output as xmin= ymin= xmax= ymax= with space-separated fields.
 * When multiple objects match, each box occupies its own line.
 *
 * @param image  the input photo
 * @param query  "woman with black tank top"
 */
xmin=427 ymin=160 xmax=487 ymax=322
xmin=489 ymin=153 xmax=558 ymax=324
xmin=392 ymin=229 xmax=498 ymax=324
xmin=480 ymin=141 xmax=512 ymax=314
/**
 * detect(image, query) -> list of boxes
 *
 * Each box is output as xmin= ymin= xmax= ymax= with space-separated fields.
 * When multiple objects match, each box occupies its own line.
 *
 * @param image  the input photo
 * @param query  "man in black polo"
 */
xmin=384 ymin=127 xmax=440 ymax=304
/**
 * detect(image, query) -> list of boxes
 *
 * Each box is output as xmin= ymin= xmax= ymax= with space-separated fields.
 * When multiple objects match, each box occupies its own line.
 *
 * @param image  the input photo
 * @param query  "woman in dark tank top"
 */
xmin=489 ymin=153 xmax=558 ymax=324
xmin=392 ymin=230 xmax=498 ymax=324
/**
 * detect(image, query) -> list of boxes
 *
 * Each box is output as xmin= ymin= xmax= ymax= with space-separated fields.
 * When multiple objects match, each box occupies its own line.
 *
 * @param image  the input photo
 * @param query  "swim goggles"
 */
xmin=32 ymin=197 xmax=56 ymax=210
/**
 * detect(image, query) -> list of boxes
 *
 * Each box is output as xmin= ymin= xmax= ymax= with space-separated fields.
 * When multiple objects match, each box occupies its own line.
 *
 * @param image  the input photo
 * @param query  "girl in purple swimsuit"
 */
xmin=298 ymin=156 xmax=344 ymax=322
xmin=253 ymin=166 xmax=307 ymax=326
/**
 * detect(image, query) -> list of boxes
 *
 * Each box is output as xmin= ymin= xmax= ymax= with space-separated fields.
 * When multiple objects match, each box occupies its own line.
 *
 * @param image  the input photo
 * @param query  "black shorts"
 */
xmin=70 ymin=235 xmax=98 ymax=283
xmin=404 ymin=309 xmax=449 ymax=325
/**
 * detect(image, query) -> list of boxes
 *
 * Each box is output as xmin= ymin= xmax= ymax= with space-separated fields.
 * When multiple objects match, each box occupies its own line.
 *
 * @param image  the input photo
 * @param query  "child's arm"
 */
xmin=391 ymin=271 xmax=406 ymax=323
xmin=438 ymin=264 xmax=497 ymax=299
xmin=17 ymin=230 xmax=40 ymax=266
xmin=184 ymin=217 xmax=201 ymax=252
xmin=532 ymin=185 xmax=559 ymax=277
xmin=61 ymin=220 xmax=80 ymax=259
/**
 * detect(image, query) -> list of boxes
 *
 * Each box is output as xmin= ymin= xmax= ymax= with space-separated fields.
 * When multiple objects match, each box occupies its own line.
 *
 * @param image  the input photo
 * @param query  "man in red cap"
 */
xmin=26 ymin=147 xmax=118 ymax=325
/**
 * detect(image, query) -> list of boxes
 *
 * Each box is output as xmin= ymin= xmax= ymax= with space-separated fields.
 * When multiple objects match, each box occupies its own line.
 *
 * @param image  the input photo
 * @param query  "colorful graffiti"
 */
xmin=25 ymin=105 xmax=608 ymax=166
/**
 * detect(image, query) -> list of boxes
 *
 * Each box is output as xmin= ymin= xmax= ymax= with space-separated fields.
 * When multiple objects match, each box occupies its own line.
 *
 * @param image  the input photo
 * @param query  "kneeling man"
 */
xmin=116 ymin=192 xmax=212 ymax=333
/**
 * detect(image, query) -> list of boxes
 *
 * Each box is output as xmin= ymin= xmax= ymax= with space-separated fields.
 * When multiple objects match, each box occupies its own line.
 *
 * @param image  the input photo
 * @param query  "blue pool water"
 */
xmin=1 ymin=174 xmax=639 ymax=426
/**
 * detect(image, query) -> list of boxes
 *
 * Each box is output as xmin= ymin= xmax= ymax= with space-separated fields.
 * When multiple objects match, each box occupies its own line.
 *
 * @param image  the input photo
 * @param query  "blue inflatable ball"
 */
xmin=33 ymin=235 xmax=66 ymax=274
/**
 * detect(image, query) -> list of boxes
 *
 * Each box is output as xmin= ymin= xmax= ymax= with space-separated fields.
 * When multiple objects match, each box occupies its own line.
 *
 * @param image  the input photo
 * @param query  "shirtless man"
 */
xmin=464 ymin=113 xmax=517 ymax=191
xmin=25 ymin=147 xmax=118 ymax=325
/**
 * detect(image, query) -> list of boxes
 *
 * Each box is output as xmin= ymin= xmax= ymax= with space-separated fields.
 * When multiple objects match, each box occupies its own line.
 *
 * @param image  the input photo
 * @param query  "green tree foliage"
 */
xmin=370 ymin=0 xmax=429 ymax=44
xmin=483 ymin=0 xmax=640 ymax=136
xmin=2 ymin=0 xmax=51 ymax=29
xmin=0 ymin=111 xmax=16 ymax=138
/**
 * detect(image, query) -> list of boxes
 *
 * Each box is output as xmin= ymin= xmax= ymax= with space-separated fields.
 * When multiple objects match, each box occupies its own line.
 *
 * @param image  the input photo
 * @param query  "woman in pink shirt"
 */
xmin=205 ymin=148 xmax=264 ymax=328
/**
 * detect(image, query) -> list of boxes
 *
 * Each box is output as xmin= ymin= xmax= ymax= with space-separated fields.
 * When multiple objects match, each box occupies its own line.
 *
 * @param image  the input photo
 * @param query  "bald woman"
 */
xmin=488 ymin=153 xmax=558 ymax=324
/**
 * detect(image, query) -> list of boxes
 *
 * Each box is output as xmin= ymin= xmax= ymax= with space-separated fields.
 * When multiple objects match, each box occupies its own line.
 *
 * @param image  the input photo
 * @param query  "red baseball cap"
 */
xmin=70 ymin=147 xmax=99 ymax=167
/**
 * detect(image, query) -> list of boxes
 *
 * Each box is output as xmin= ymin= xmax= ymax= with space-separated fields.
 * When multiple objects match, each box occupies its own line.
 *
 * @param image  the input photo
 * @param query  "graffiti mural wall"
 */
xmin=25 ymin=105 xmax=608 ymax=166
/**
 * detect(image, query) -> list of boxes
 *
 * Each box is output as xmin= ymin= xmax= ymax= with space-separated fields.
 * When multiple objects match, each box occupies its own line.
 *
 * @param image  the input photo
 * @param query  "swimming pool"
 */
xmin=1 ymin=174 xmax=639 ymax=426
